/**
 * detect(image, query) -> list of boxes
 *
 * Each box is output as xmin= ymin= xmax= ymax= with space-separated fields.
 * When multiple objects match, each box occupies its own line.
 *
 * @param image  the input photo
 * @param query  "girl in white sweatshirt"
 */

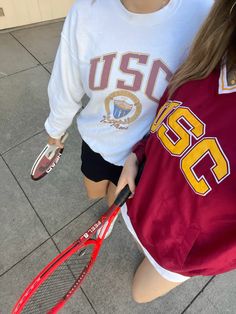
xmin=45 ymin=0 xmax=213 ymax=206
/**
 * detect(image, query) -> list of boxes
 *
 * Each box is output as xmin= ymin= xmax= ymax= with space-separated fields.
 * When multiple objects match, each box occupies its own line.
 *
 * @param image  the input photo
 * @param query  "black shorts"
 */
xmin=81 ymin=140 xmax=123 ymax=186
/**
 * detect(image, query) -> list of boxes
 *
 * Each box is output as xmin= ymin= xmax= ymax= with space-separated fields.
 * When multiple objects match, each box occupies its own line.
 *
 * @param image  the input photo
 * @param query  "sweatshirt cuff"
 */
xmin=44 ymin=119 xmax=65 ymax=139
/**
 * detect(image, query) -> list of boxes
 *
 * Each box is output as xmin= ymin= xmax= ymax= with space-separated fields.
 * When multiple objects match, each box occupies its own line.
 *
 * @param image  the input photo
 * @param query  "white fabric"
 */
xmin=45 ymin=0 xmax=213 ymax=165
xmin=121 ymin=204 xmax=190 ymax=283
xmin=218 ymin=61 xmax=236 ymax=95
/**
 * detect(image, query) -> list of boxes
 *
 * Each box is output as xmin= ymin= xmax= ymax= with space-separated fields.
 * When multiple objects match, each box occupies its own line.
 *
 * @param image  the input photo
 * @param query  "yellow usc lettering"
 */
xmin=151 ymin=102 xmax=230 ymax=196
xmin=157 ymin=107 xmax=205 ymax=156
xmin=181 ymin=138 xmax=230 ymax=196
xmin=151 ymin=101 xmax=180 ymax=133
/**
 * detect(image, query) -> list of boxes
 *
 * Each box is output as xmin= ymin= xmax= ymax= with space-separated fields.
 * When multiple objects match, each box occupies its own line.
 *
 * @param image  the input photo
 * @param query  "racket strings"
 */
xmin=21 ymin=245 xmax=94 ymax=313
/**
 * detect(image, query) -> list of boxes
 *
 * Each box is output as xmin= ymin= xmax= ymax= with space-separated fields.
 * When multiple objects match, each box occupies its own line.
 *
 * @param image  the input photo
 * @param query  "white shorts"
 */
xmin=121 ymin=204 xmax=190 ymax=283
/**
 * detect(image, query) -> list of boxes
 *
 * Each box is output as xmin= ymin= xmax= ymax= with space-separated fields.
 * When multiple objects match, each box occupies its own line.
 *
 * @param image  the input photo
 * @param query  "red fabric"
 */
xmin=128 ymin=68 xmax=236 ymax=277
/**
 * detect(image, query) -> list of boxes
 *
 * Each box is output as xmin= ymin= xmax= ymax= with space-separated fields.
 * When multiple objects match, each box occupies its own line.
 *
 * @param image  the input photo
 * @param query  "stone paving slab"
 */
xmin=11 ymin=22 xmax=64 ymax=64
xmin=0 ymin=156 xmax=48 ymax=276
xmin=186 ymin=271 xmax=236 ymax=314
xmin=53 ymin=200 xmax=211 ymax=314
xmin=3 ymin=124 xmax=95 ymax=235
xmin=0 ymin=239 xmax=95 ymax=314
xmin=0 ymin=66 xmax=50 ymax=153
xmin=0 ymin=33 xmax=38 ymax=78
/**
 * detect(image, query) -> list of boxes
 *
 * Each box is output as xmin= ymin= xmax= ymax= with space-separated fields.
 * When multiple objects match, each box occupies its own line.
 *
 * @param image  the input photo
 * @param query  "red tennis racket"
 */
xmin=12 ymin=168 xmax=142 ymax=313
xmin=31 ymin=133 xmax=68 ymax=181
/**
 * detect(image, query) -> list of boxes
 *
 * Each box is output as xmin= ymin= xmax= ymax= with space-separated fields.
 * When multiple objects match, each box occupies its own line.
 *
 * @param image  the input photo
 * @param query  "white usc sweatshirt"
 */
xmin=45 ymin=0 xmax=213 ymax=165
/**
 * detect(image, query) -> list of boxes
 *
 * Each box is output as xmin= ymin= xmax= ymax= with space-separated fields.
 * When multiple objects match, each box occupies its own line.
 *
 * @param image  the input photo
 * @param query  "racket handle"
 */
xmin=61 ymin=132 xmax=69 ymax=144
xmin=114 ymin=162 xmax=144 ymax=207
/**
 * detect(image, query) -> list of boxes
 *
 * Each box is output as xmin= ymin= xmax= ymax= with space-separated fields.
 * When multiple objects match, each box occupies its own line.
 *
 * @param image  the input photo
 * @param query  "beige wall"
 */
xmin=0 ymin=0 xmax=75 ymax=30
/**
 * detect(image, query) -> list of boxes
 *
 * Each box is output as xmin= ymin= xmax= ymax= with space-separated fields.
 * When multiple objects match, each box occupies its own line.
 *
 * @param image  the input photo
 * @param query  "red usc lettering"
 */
xmin=117 ymin=53 xmax=148 ymax=91
xmin=89 ymin=52 xmax=172 ymax=102
xmin=89 ymin=53 xmax=116 ymax=90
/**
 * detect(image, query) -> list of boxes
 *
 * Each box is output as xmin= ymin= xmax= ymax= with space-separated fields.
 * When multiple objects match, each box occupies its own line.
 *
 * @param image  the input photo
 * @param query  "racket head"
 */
xmin=12 ymin=205 xmax=121 ymax=314
xmin=12 ymin=240 xmax=98 ymax=314
xmin=12 ymin=179 xmax=134 ymax=313
xmin=31 ymin=133 xmax=68 ymax=181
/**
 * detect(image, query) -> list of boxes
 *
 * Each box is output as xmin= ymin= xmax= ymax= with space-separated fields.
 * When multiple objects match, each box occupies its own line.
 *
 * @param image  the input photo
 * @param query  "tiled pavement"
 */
xmin=0 ymin=20 xmax=235 ymax=314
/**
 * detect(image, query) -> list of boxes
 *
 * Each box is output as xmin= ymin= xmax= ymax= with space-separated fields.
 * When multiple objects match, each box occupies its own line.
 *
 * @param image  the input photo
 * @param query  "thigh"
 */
xmin=132 ymin=257 xmax=184 ymax=303
xmin=83 ymin=176 xmax=109 ymax=199
xmin=106 ymin=181 xmax=117 ymax=206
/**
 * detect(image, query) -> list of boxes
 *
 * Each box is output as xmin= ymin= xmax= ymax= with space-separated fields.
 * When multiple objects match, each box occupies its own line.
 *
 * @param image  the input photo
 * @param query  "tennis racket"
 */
xmin=31 ymin=133 xmax=68 ymax=181
xmin=12 ymin=167 xmax=142 ymax=313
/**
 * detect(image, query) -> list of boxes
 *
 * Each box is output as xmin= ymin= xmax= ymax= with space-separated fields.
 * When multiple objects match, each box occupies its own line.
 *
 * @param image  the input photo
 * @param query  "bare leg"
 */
xmin=106 ymin=181 xmax=117 ymax=206
xmin=132 ymin=257 xmax=184 ymax=303
xmin=83 ymin=176 xmax=109 ymax=199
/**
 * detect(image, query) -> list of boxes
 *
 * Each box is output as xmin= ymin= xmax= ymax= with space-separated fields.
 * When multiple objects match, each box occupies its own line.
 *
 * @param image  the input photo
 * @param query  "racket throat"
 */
xmin=47 ymin=299 xmax=65 ymax=314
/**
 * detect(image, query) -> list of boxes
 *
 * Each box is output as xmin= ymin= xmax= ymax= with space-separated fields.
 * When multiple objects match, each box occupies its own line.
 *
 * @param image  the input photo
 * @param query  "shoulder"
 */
xmin=68 ymin=0 xmax=106 ymax=17
xmin=65 ymin=0 xmax=97 ymax=20
xmin=63 ymin=0 xmax=109 ymax=30
xmin=61 ymin=0 xmax=103 ymax=39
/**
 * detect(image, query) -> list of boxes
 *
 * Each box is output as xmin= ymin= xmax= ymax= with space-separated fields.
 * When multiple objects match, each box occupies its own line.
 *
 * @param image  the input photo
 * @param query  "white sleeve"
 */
xmin=45 ymin=6 xmax=84 ymax=139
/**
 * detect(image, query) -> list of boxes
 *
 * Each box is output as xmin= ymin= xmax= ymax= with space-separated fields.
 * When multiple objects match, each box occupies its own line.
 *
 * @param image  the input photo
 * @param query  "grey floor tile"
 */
xmin=192 ymin=271 xmax=236 ymax=314
xmin=11 ymin=22 xmax=64 ymax=64
xmin=0 ymin=33 xmax=38 ymax=78
xmin=3 ymin=125 xmax=95 ymax=235
xmin=53 ymin=199 xmax=107 ymax=249
xmin=0 ymin=239 xmax=95 ymax=314
xmin=0 ymin=157 xmax=48 ymax=276
xmin=185 ymin=294 xmax=220 ymax=314
xmin=0 ymin=66 xmax=50 ymax=153
xmin=53 ymin=204 xmax=212 ymax=314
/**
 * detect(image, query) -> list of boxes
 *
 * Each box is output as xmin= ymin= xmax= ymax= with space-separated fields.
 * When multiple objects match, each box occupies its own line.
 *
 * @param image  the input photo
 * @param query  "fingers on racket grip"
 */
xmin=114 ymin=163 xmax=144 ymax=207
xmin=114 ymin=185 xmax=131 ymax=207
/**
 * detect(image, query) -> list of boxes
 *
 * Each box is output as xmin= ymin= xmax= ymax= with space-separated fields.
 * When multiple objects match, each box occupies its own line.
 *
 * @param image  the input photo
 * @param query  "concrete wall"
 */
xmin=0 ymin=0 xmax=74 ymax=30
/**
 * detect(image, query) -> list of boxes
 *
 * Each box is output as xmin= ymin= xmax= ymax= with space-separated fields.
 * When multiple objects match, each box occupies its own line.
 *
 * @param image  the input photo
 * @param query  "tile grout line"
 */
xmin=81 ymin=287 xmax=98 ymax=314
xmin=0 ymin=64 xmax=41 ymax=81
xmin=0 ymin=238 xmax=50 ymax=278
xmin=9 ymin=32 xmax=52 ymax=75
xmin=1 ymin=155 xmax=99 ymax=312
xmin=2 ymin=25 xmax=97 ymax=312
xmin=1 ymin=150 xmax=101 ymax=312
xmin=51 ymin=198 xmax=102 ymax=238
xmin=0 ymin=20 xmax=64 ymax=34
xmin=1 ymin=156 xmax=66 ymax=279
xmin=1 ymin=129 xmax=45 ymax=156
xmin=181 ymin=276 xmax=215 ymax=313
xmin=1 ymin=155 xmax=53 ymax=238
xmin=0 ymin=156 xmax=100 ymax=275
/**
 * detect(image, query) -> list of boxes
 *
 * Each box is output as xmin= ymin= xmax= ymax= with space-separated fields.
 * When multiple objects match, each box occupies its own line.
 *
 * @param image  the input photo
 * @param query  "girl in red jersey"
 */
xmin=116 ymin=0 xmax=236 ymax=303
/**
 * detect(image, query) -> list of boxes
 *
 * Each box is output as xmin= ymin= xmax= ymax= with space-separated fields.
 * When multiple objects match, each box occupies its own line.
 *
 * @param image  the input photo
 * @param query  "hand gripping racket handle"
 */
xmin=114 ymin=162 xmax=144 ymax=207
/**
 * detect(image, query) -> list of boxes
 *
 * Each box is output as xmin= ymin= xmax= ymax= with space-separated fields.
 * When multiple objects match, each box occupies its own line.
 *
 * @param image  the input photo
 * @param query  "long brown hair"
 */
xmin=169 ymin=0 xmax=236 ymax=96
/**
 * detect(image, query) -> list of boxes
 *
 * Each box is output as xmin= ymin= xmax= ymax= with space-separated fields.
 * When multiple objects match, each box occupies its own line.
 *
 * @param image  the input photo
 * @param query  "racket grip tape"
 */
xmin=114 ymin=162 xmax=144 ymax=207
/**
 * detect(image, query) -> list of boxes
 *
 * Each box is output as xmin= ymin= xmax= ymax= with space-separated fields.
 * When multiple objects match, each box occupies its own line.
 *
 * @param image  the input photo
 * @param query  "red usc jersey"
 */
xmin=127 ymin=64 xmax=236 ymax=276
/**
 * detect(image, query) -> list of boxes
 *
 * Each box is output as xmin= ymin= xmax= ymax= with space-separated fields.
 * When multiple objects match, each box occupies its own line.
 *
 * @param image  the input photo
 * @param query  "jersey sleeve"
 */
xmin=45 ymin=4 xmax=85 ymax=138
xmin=132 ymin=135 xmax=149 ymax=164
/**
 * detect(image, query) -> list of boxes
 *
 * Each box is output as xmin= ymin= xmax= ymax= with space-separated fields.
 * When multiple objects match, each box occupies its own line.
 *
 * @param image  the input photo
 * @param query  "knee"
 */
xmin=85 ymin=190 xmax=105 ymax=200
xmin=132 ymin=287 xmax=147 ymax=304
